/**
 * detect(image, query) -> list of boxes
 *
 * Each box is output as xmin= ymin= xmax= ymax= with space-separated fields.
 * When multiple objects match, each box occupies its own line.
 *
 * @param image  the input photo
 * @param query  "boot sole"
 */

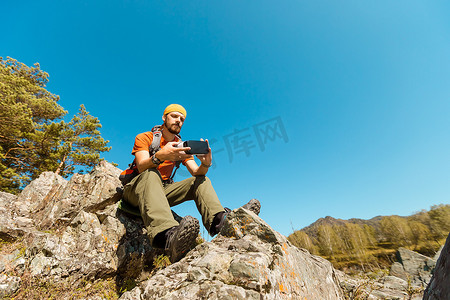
xmin=167 ymin=216 xmax=200 ymax=263
xmin=242 ymin=198 xmax=261 ymax=215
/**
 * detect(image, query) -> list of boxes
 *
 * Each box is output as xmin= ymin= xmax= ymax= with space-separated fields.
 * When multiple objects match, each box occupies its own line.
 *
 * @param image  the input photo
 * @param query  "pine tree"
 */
xmin=0 ymin=57 xmax=111 ymax=193
xmin=54 ymin=105 xmax=111 ymax=177
xmin=0 ymin=57 xmax=66 ymax=192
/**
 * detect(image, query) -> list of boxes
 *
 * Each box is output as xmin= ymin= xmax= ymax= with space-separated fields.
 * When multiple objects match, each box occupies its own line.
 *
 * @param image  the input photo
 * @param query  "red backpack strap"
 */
xmin=119 ymin=160 xmax=139 ymax=185
xmin=149 ymin=125 xmax=162 ymax=156
xmin=149 ymin=125 xmax=182 ymax=156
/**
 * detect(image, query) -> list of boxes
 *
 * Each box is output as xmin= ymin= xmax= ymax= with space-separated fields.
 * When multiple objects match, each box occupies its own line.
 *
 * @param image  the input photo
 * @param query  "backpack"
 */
xmin=119 ymin=125 xmax=182 ymax=185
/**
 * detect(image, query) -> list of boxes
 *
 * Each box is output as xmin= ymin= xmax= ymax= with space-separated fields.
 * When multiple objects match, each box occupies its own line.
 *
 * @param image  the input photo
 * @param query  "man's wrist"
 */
xmin=154 ymin=151 xmax=165 ymax=162
xmin=201 ymin=162 xmax=212 ymax=168
xmin=151 ymin=154 xmax=163 ymax=165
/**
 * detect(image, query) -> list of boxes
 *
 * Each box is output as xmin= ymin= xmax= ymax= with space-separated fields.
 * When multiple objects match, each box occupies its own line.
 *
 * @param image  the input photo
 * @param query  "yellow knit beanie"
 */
xmin=163 ymin=104 xmax=187 ymax=118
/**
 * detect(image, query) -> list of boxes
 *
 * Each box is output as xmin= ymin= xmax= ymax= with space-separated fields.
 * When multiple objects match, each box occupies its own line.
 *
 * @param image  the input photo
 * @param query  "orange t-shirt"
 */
xmin=132 ymin=132 xmax=193 ymax=180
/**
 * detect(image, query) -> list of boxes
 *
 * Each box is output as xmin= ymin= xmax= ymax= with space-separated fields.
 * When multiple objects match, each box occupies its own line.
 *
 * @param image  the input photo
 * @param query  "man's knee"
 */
xmin=193 ymin=175 xmax=213 ymax=188
xmin=139 ymin=168 xmax=163 ymax=182
xmin=194 ymin=175 xmax=207 ymax=182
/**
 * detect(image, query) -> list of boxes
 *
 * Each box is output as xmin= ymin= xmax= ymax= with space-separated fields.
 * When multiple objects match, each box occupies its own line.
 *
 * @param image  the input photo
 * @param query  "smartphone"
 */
xmin=180 ymin=140 xmax=209 ymax=155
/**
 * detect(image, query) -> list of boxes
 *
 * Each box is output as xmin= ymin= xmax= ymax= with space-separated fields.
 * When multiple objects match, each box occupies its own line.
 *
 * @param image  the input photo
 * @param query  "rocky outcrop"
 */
xmin=30 ymin=162 xmax=123 ymax=230
xmin=0 ymin=161 xmax=428 ymax=299
xmin=0 ymin=161 xmax=346 ymax=299
xmin=333 ymin=245 xmax=439 ymax=299
xmin=337 ymin=270 xmax=425 ymax=300
xmin=120 ymin=207 xmax=344 ymax=299
xmin=0 ymin=190 xmax=35 ymax=242
xmin=0 ymin=162 xmax=157 ymax=298
xmin=390 ymin=247 xmax=437 ymax=288
xmin=423 ymin=233 xmax=450 ymax=300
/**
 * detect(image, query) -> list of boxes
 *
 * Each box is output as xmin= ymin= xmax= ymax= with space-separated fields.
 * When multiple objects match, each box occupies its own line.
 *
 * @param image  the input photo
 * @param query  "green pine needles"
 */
xmin=0 ymin=57 xmax=112 ymax=194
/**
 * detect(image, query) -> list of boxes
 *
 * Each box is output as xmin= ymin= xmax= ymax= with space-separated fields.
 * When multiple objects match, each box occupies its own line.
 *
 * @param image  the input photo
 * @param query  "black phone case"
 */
xmin=183 ymin=140 xmax=209 ymax=154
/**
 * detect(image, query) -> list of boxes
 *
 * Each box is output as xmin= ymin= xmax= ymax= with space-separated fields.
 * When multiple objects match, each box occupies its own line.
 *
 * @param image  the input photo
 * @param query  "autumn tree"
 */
xmin=287 ymin=205 xmax=449 ymax=272
xmin=408 ymin=220 xmax=432 ymax=250
xmin=379 ymin=216 xmax=413 ymax=247
xmin=0 ymin=57 xmax=111 ymax=193
xmin=427 ymin=204 xmax=450 ymax=242
xmin=288 ymin=230 xmax=318 ymax=254
xmin=317 ymin=224 xmax=343 ymax=257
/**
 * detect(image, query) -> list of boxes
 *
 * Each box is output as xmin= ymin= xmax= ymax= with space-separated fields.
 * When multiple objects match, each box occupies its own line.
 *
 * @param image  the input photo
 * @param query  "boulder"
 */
xmin=31 ymin=161 xmax=123 ymax=229
xmin=0 ymin=191 xmax=35 ymax=242
xmin=0 ymin=249 xmax=26 ymax=277
xmin=22 ymin=202 xmax=160 ymax=282
xmin=2 ymin=162 xmax=435 ymax=299
xmin=336 ymin=270 xmax=422 ymax=300
xmin=120 ymin=207 xmax=344 ymax=299
xmin=16 ymin=171 xmax=67 ymax=217
xmin=390 ymin=247 xmax=436 ymax=287
xmin=433 ymin=245 xmax=444 ymax=261
xmin=423 ymin=233 xmax=450 ymax=300
xmin=0 ymin=274 xmax=21 ymax=298
xmin=0 ymin=163 xmax=155 ymax=289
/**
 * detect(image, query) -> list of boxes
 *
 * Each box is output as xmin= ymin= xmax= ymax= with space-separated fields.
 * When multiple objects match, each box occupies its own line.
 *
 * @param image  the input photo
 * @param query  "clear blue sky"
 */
xmin=3 ymin=0 xmax=449 ymax=237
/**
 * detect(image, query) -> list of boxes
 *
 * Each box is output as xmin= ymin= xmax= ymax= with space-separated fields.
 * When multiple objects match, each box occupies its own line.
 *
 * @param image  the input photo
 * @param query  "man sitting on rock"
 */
xmin=122 ymin=104 xmax=229 ymax=263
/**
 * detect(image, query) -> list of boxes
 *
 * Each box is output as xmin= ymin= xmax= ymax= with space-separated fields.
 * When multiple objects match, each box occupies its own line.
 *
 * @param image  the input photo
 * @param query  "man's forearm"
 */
xmin=193 ymin=163 xmax=211 ymax=176
xmin=136 ymin=155 xmax=160 ymax=173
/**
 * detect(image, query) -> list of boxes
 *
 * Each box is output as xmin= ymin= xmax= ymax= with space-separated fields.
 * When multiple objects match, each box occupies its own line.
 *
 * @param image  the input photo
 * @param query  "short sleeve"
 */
xmin=132 ymin=132 xmax=153 ymax=155
xmin=182 ymin=156 xmax=194 ymax=165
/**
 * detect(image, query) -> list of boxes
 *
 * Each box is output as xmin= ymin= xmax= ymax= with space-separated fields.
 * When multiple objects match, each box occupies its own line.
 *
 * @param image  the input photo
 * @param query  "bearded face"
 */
xmin=163 ymin=112 xmax=185 ymax=134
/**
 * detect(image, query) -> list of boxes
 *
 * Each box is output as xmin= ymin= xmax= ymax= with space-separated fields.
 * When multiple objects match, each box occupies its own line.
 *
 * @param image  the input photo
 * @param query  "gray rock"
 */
xmin=32 ymin=161 xmax=122 ymax=229
xmin=0 ymin=249 xmax=26 ymax=277
xmin=0 ymin=274 xmax=21 ymax=298
xmin=0 ymin=191 xmax=35 ymax=242
xmin=390 ymin=247 xmax=436 ymax=287
xmin=369 ymin=289 xmax=404 ymax=300
xmin=0 ymin=192 xmax=16 ymax=228
xmin=335 ymin=270 xmax=423 ymax=300
xmin=433 ymin=245 xmax=444 ymax=261
xmin=424 ymin=233 xmax=450 ymax=300
xmin=120 ymin=286 xmax=143 ymax=300
xmin=382 ymin=275 xmax=408 ymax=290
xmin=17 ymin=171 xmax=67 ymax=216
xmin=0 ymin=172 xmax=66 ymax=242
xmin=241 ymin=198 xmax=261 ymax=215
xmin=121 ymin=207 xmax=344 ymax=300
xmin=0 ymin=162 xmax=386 ymax=299
xmin=17 ymin=199 xmax=159 ymax=284
xmin=0 ymin=191 xmax=17 ymax=204
xmin=14 ymin=257 xmax=26 ymax=275
xmin=24 ymin=208 xmax=124 ymax=280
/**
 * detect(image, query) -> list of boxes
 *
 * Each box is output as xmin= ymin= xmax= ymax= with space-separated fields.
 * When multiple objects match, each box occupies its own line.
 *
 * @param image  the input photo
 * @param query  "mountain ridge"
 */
xmin=288 ymin=204 xmax=449 ymax=272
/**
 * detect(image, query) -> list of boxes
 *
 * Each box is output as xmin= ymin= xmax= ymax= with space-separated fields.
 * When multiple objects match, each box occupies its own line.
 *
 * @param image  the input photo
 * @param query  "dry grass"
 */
xmin=7 ymin=274 xmax=119 ymax=300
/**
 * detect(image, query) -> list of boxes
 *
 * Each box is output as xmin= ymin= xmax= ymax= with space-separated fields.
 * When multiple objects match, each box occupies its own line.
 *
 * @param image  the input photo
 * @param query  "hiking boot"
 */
xmin=210 ymin=199 xmax=261 ymax=236
xmin=164 ymin=215 xmax=200 ymax=263
xmin=242 ymin=198 xmax=261 ymax=215
xmin=210 ymin=207 xmax=231 ymax=236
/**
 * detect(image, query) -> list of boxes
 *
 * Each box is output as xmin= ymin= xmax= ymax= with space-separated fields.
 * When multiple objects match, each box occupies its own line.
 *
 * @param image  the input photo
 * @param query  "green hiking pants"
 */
xmin=122 ymin=168 xmax=224 ymax=243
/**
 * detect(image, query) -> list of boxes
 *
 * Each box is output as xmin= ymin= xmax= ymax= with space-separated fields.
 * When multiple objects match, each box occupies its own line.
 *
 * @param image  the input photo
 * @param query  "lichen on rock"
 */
xmin=120 ymin=206 xmax=344 ymax=299
xmin=1 ymin=161 xmax=434 ymax=299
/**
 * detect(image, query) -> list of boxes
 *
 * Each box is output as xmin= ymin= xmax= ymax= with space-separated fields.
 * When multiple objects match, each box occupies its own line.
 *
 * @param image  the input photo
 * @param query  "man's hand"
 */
xmin=185 ymin=139 xmax=213 ymax=176
xmin=156 ymin=141 xmax=193 ymax=162
xmin=196 ymin=139 xmax=212 ymax=167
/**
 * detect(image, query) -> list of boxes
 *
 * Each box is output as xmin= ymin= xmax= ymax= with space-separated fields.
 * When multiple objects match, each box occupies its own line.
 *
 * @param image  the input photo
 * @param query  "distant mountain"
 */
xmin=288 ymin=205 xmax=450 ymax=272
